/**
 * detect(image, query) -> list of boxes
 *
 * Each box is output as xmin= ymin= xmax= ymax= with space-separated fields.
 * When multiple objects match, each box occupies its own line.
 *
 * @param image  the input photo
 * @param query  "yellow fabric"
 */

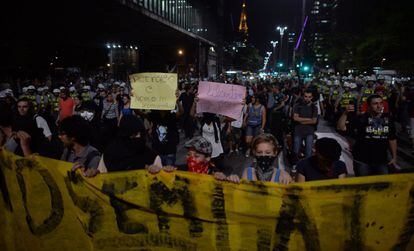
xmin=1 ymin=150 xmax=414 ymax=251
xmin=130 ymin=72 xmax=177 ymax=110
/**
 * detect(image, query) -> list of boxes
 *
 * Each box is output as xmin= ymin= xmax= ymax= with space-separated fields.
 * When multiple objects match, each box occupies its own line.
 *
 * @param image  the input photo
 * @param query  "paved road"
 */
xmin=174 ymin=119 xmax=412 ymax=177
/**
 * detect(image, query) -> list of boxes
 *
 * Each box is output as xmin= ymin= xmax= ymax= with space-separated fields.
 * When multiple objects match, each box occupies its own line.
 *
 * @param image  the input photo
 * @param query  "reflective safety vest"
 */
xmin=332 ymin=90 xmax=339 ymax=100
xmin=81 ymin=92 xmax=91 ymax=101
xmin=362 ymin=88 xmax=374 ymax=102
xmin=70 ymin=92 xmax=77 ymax=99
xmin=51 ymin=97 xmax=60 ymax=112
xmin=340 ymin=92 xmax=356 ymax=108
xmin=323 ymin=87 xmax=330 ymax=96
xmin=39 ymin=95 xmax=48 ymax=110
xmin=27 ymin=95 xmax=38 ymax=112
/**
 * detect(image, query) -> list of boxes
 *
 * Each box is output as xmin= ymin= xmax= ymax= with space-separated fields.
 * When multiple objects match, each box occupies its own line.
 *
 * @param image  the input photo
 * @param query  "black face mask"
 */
xmin=255 ymin=156 xmax=277 ymax=172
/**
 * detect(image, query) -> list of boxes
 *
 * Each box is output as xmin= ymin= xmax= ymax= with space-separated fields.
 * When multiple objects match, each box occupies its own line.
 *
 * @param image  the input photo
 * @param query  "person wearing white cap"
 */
xmin=37 ymin=87 xmax=50 ymax=114
xmin=335 ymin=82 xmax=357 ymax=115
xmin=50 ymin=89 xmax=61 ymax=121
xmin=69 ymin=86 xmax=77 ymax=99
xmin=81 ymin=85 xmax=92 ymax=101
xmin=26 ymin=86 xmax=38 ymax=112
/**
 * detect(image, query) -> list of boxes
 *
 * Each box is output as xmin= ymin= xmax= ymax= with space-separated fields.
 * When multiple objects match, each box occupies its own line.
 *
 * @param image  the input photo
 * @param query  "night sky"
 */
xmin=226 ymin=0 xmax=302 ymax=54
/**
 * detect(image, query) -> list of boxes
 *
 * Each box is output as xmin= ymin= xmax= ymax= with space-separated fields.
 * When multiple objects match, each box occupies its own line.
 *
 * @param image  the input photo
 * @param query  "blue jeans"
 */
xmin=160 ymin=154 xmax=176 ymax=166
xmin=293 ymin=134 xmax=314 ymax=158
xmin=353 ymin=159 xmax=389 ymax=177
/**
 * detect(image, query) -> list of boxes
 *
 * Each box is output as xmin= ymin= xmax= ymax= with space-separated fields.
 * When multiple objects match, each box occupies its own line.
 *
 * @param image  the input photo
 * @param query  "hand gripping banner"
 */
xmin=1 ymin=150 xmax=414 ymax=251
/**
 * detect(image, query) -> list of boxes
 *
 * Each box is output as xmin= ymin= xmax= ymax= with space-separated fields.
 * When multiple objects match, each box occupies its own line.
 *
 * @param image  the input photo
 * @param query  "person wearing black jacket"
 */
xmin=148 ymin=110 xmax=180 ymax=166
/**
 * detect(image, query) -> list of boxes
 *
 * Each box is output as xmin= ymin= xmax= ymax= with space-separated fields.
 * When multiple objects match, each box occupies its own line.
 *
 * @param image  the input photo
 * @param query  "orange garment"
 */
xmin=59 ymin=97 xmax=74 ymax=121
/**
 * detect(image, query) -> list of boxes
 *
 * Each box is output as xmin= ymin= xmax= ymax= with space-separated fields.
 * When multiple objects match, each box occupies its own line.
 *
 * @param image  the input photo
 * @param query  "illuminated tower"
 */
xmin=238 ymin=0 xmax=249 ymax=43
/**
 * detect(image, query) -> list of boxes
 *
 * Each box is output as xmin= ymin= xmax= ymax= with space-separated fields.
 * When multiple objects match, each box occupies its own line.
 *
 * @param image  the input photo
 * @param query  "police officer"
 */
xmin=69 ymin=86 xmax=78 ymax=99
xmin=50 ymin=89 xmax=61 ymax=121
xmin=81 ymin=86 xmax=92 ymax=102
xmin=335 ymin=82 xmax=357 ymax=115
xmin=26 ymin=85 xmax=38 ymax=113
xmin=37 ymin=87 xmax=50 ymax=114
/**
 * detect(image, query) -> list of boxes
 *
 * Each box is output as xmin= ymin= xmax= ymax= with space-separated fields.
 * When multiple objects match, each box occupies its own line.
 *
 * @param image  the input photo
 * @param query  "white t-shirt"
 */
xmin=201 ymin=123 xmax=223 ymax=158
xmin=34 ymin=115 xmax=52 ymax=138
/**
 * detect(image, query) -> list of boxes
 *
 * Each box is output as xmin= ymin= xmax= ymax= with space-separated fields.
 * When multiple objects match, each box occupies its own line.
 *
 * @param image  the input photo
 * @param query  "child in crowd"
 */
xmin=240 ymin=134 xmax=292 ymax=184
xmin=151 ymin=136 xmax=228 ymax=181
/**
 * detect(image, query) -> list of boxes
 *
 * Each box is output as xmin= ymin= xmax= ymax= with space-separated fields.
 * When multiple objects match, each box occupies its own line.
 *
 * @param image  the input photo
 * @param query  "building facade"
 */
xmin=306 ymin=0 xmax=339 ymax=69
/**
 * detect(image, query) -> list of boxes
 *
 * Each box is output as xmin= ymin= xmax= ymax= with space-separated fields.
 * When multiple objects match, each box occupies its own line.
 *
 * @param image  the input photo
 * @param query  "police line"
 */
xmin=1 ymin=150 xmax=414 ymax=251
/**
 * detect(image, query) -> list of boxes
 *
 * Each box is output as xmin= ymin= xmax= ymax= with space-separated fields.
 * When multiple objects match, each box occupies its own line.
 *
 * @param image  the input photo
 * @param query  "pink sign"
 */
xmin=196 ymin=81 xmax=246 ymax=119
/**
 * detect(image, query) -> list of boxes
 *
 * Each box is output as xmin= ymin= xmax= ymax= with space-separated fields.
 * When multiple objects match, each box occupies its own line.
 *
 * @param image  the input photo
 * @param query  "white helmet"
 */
xmin=53 ymin=89 xmax=60 ymax=93
xmin=69 ymin=86 xmax=76 ymax=92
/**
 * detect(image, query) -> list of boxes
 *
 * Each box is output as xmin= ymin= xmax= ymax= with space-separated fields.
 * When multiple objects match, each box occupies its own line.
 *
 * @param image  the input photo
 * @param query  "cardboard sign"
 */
xmin=129 ymin=72 xmax=177 ymax=110
xmin=196 ymin=81 xmax=246 ymax=119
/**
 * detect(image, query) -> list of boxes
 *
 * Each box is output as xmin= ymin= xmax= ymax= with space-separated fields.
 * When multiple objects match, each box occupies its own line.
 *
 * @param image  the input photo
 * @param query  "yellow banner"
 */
xmin=1 ymin=150 xmax=414 ymax=251
xmin=129 ymin=72 xmax=177 ymax=110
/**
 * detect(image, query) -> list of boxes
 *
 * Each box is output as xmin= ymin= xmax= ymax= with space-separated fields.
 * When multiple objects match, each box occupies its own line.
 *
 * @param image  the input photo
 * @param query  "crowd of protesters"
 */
xmin=0 ymin=72 xmax=413 ymax=184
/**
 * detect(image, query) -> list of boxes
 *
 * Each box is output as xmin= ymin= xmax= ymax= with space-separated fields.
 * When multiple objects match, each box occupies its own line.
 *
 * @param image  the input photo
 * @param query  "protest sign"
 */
xmin=196 ymin=81 xmax=246 ymax=119
xmin=129 ymin=72 xmax=177 ymax=110
xmin=1 ymin=150 xmax=414 ymax=251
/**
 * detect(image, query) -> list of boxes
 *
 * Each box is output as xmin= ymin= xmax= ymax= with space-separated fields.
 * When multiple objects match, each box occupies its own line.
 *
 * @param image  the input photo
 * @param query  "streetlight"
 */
xmin=270 ymin=41 xmax=279 ymax=68
xmin=178 ymin=49 xmax=184 ymax=56
xmin=276 ymin=26 xmax=287 ymax=70
xmin=266 ymin=51 xmax=272 ymax=57
xmin=277 ymin=26 xmax=288 ymax=36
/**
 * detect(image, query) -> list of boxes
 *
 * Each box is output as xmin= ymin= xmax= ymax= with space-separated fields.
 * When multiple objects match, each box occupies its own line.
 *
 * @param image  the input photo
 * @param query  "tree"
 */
xmin=232 ymin=45 xmax=263 ymax=72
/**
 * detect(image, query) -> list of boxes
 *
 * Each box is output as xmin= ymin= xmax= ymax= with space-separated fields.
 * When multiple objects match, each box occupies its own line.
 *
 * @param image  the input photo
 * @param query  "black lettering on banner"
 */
xmin=15 ymin=159 xmax=64 ymax=236
xmin=392 ymin=185 xmax=414 ymax=251
xmin=64 ymin=171 xmax=104 ymax=235
xmin=257 ymin=228 xmax=272 ymax=251
xmin=315 ymin=182 xmax=390 ymax=251
xmin=211 ymin=184 xmax=230 ymax=250
xmin=0 ymin=162 xmax=12 ymax=212
xmin=149 ymin=175 xmax=203 ymax=237
xmin=343 ymin=195 xmax=363 ymax=250
xmin=273 ymin=187 xmax=320 ymax=251
xmin=102 ymin=178 xmax=148 ymax=234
